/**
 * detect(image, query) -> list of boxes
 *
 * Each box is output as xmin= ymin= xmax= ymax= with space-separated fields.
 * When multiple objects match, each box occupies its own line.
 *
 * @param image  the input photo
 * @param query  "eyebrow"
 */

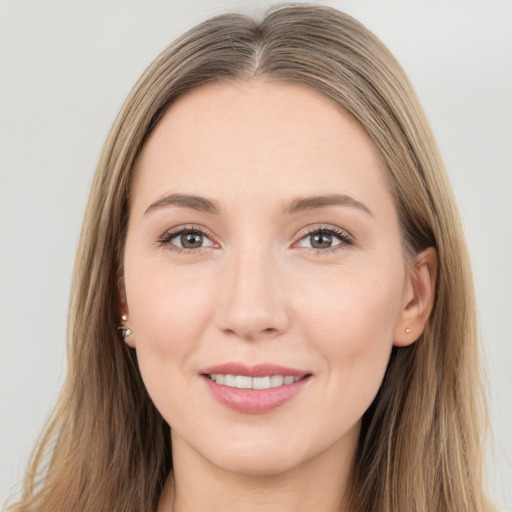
xmin=282 ymin=194 xmax=373 ymax=216
xmin=145 ymin=193 xmax=220 ymax=215
xmin=144 ymin=192 xmax=372 ymax=217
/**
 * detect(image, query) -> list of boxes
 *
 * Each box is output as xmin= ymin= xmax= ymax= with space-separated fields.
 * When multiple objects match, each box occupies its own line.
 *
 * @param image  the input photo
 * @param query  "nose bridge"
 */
xmin=217 ymin=238 xmax=289 ymax=340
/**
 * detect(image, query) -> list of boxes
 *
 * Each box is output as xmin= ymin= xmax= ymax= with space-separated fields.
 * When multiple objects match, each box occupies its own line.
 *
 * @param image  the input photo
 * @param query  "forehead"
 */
xmin=132 ymin=80 xmax=391 ymax=215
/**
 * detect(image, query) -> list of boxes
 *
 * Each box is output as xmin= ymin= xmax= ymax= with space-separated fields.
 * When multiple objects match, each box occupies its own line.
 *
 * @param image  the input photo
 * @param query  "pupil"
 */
xmin=181 ymin=232 xmax=203 ymax=248
xmin=312 ymin=232 xmax=332 ymax=249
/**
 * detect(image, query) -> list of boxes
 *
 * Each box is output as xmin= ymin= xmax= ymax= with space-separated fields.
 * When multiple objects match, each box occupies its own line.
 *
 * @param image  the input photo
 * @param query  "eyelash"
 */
xmin=157 ymin=226 xmax=215 ymax=255
xmin=157 ymin=225 xmax=353 ymax=255
xmin=297 ymin=226 xmax=354 ymax=254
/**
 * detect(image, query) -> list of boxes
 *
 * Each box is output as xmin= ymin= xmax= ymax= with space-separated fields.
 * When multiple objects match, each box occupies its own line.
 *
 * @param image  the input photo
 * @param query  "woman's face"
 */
xmin=123 ymin=81 xmax=417 ymax=476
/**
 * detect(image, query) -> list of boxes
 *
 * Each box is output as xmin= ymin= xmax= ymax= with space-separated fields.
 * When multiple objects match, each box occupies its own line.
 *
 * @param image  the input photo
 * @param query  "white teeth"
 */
xmin=235 ymin=375 xmax=252 ymax=389
xmin=208 ymin=374 xmax=303 ymax=390
xmin=223 ymin=374 xmax=236 ymax=387
xmin=270 ymin=375 xmax=284 ymax=387
xmin=253 ymin=376 xmax=271 ymax=389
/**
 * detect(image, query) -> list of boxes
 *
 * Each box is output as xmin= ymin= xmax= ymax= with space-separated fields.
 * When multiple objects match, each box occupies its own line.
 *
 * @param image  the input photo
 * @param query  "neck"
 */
xmin=158 ymin=427 xmax=359 ymax=512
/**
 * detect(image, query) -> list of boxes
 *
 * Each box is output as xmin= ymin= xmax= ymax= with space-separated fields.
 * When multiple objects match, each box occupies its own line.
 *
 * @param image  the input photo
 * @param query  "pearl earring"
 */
xmin=118 ymin=325 xmax=132 ymax=338
xmin=121 ymin=314 xmax=128 ymax=321
xmin=405 ymin=328 xmax=411 ymax=333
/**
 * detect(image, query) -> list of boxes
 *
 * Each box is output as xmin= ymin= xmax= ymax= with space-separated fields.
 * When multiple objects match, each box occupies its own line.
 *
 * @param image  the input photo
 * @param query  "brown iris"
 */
xmin=181 ymin=231 xmax=203 ymax=248
xmin=310 ymin=231 xmax=333 ymax=249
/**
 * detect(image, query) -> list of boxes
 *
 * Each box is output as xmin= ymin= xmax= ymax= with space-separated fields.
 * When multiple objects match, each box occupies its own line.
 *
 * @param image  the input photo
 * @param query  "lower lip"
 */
xmin=202 ymin=375 xmax=311 ymax=414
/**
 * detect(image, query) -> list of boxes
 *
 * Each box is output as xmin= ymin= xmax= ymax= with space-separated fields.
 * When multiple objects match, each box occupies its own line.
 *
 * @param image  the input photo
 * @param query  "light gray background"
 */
xmin=1 ymin=0 xmax=511 ymax=509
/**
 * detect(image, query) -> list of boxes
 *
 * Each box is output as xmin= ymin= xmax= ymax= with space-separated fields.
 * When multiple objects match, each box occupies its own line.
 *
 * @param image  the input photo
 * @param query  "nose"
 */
xmin=215 ymin=247 xmax=290 ymax=341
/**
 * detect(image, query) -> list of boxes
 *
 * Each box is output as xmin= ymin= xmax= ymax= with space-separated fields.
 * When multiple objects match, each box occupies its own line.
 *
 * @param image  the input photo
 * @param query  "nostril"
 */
xmin=221 ymin=326 xmax=280 ymax=342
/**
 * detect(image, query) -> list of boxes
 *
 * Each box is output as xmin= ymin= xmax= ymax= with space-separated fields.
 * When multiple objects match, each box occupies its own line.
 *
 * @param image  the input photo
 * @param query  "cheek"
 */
xmin=296 ymin=264 xmax=403 ymax=397
xmin=127 ymin=262 xmax=216 ymax=345
xmin=300 ymin=262 xmax=402 ymax=338
xmin=124 ymin=263 xmax=216 ymax=409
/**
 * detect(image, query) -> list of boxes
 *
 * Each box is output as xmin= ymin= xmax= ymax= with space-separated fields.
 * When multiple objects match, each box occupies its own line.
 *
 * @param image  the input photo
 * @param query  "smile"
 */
xmin=201 ymin=364 xmax=312 ymax=414
xmin=207 ymin=374 xmax=302 ymax=390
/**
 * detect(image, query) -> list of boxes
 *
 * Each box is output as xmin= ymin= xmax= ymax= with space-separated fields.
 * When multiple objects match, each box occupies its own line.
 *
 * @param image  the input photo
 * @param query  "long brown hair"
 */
xmin=6 ymin=4 xmax=495 ymax=511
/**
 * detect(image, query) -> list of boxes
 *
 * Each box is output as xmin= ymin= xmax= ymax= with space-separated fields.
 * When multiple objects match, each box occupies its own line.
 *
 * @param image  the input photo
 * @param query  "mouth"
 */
xmin=200 ymin=363 xmax=312 ymax=414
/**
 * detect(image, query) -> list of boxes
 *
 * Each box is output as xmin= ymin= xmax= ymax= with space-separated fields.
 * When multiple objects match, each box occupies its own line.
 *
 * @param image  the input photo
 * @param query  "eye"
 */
xmin=296 ymin=227 xmax=352 ymax=251
xmin=158 ymin=227 xmax=216 ymax=252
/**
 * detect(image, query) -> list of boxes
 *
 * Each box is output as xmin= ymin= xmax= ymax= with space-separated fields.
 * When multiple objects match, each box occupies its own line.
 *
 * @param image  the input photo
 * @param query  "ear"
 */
xmin=393 ymin=247 xmax=437 ymax=347
xmin=118 ymin=278 xmax=135 ymax=348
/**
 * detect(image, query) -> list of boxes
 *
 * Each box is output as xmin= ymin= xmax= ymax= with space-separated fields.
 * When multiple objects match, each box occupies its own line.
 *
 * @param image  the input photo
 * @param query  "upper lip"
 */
xmin=201 ymin=363 xmax=310 ymax=378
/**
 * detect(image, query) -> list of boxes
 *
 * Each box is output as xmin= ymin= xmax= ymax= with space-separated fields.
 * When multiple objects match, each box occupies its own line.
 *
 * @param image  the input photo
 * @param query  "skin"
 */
xmin=121 ymin=81 xmax=436 ymax=512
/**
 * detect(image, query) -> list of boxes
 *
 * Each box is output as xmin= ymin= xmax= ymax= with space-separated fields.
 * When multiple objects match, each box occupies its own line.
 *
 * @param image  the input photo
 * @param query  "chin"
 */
xmin=194 ymin=428 xmax=327 ymax=478
xmin=212 ymin=450 xmax=305 ymax=478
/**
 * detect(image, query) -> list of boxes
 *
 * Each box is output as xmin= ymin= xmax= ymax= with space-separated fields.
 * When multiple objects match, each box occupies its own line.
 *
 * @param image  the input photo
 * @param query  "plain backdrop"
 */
xmin=1 ymin=0 xmax=511 ymax=509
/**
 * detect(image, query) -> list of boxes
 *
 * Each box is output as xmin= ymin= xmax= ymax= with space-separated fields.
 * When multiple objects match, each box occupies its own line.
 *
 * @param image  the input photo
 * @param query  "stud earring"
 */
xmin=405 ymin=328 xmax=411 ymax=333
xmin=118 ymin=325 xmax=132 ymax=338
xmin=121 ymin=314 xmax=128 ymax=321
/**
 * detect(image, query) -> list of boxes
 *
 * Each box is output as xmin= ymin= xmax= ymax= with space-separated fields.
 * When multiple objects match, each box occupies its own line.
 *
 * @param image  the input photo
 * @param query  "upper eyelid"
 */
xmin=160 ymin=224 xmax=216 ymax=240
xmin=295 ymin=224 xmax=353 ymax=241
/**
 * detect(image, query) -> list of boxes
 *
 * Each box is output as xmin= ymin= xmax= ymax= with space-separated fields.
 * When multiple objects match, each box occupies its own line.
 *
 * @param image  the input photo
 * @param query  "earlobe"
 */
xmin=118 ymin=275 xmax=128 ymax=312
xmin=394 ymin=247 xmax=437 ymax=347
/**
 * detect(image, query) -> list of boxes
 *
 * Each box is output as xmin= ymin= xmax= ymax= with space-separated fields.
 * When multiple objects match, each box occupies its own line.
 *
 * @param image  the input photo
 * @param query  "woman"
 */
xmin=6 ymin=4 xmax=496 ymax=511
